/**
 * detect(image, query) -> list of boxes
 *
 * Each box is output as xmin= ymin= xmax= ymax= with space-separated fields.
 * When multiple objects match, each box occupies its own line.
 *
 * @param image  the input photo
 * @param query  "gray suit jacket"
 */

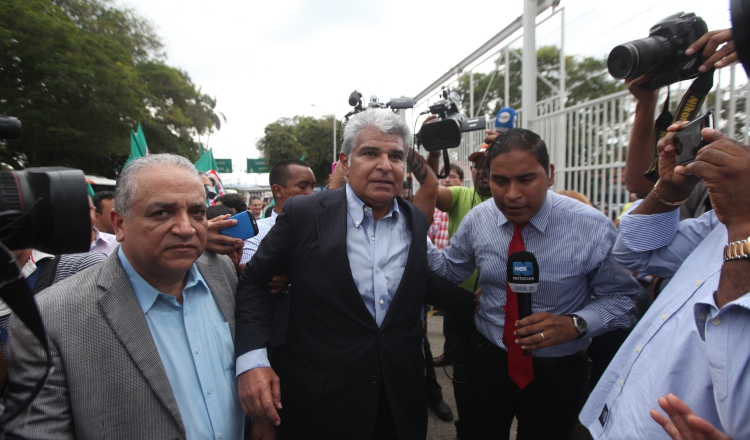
xmin=2 ymin=251 xmax=237 ymax=440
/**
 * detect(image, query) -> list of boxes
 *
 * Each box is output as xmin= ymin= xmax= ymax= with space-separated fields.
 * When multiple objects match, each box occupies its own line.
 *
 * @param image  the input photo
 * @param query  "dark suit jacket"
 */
xmin=2 ymin=251 xmax=237 ymax=440
xmin=236 ymin=187 xmax=475 ymax=440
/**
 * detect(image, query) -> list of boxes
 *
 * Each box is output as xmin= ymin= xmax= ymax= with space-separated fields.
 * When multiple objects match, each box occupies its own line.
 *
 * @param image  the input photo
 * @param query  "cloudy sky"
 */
xmin=121 ymin=0 xmax=734 ymax=171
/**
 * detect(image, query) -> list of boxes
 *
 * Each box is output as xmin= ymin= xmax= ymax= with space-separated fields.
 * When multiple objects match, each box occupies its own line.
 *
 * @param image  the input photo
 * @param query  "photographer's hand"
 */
xmin=686 ymin=29 xmax=737 ymax=73
xmin=632 ymin=121 xmax=700 ymax=216
xmin=683 ymin=128 xmax=750 ymax=233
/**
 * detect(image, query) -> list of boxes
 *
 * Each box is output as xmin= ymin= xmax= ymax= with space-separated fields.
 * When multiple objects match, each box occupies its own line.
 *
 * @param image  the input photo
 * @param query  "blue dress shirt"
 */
xmin=344 ymin=184 xmax=411 ymax=327
xmin=694 ymin=287 xmax=750 ymax=439
xmin=119 ymin=249 xmax=243 ymax=440
xmin=580 ymin=202 xmax=725 ymax=439
xmin=427 ymin=191 xmax=639 ymax=358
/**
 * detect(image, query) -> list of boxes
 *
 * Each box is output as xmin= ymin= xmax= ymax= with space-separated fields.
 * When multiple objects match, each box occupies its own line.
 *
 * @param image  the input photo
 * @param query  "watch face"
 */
xmin=574 ymin=316 xmax=588 ymax=334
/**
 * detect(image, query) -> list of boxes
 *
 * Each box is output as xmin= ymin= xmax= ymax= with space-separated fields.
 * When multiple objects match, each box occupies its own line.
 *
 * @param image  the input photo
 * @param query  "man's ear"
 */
xmin=339 ymin=152 xmax=349 ymax=176
xmin=271 ymin=184 xmax=282 ymax=200
xmin=111 ymin=210 xmax=126 ymax=243
xmin=548 ymin=163 xmax=555 ymax=187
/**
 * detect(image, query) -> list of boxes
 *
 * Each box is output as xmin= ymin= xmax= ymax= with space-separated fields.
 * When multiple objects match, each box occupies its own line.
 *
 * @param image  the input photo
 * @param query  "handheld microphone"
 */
xmin=507 ymin=250 xmax=539 ymax=356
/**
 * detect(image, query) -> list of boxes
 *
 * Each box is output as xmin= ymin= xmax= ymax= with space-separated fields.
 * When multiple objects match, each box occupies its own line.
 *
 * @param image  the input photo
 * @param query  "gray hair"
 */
xmin=341 ymin=109 xmax=412 ymax=158
xmin=115 ymin=154 xmax=202 ymax=217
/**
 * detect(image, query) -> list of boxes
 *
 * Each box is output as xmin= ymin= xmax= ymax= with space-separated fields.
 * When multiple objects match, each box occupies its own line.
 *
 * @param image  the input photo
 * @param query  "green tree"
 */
xmin=256 ymin=116 xmax=339 ymax=187
xmin=456 ymin=46 xmax=624 ymax=117
xmin=0 ymin=0 xmax=216 ymax=176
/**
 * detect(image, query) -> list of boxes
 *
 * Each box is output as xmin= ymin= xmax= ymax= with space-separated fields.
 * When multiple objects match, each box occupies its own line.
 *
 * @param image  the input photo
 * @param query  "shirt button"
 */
xmin=219 ymin=433 xmax=223 ymax=439
xmin=699 ymin=314 xmax=707 ymax=322
xmin=711 ymin=318 xmax=721 ymax=326
xmin=694 ymin=279 xmax=702 ymax=286
xmin=195 ymin=348 xmax=199 ymax=354
xmin=376 ymin=267 xmax=381 ymax=272
xmin=184 ymin=310 xmax=188 ymax=316
xmin=379 ymin=298 xmax=384 ymax=305
xmin=364 ymin=207 xmax=369 ymax=212
xmin=207 ymin=388 xmax=212 ymax=394
xmin=660 ymin=314 xmax=668 ymax=321
xmin=355 ymin=221 xmax=360 ymax=226
xmin=619 ymin=379 xmax=624 ymax=386
xmin=371 ymin=375 xmax=379 ymax=384
xmin=371 ymin=236 xmax=375 ymax=241
xmin=635 ymin=346 xmax=642 ymax=353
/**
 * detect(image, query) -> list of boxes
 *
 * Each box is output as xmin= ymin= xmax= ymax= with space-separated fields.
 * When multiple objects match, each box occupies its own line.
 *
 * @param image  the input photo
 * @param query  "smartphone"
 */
xmin=219 ymin=211 xmax=259 ymax=240
xmin=673 ymin=112 xmax=713 ymax=165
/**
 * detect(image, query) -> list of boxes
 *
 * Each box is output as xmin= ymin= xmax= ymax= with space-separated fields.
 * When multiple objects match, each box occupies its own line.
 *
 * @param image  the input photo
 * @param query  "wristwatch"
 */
xmin=567 ymin=314 xmax=588 ymax=339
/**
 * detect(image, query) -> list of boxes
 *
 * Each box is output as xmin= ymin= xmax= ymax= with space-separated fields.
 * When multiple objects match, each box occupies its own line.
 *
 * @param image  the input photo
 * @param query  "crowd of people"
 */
xmin=0 ymin=21 xmax=745 ymax=440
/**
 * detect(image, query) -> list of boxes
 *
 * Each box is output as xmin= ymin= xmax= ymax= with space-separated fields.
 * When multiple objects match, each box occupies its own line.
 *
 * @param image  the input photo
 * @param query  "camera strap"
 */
xmin=643 ymin=68 xmax=715 ymax=182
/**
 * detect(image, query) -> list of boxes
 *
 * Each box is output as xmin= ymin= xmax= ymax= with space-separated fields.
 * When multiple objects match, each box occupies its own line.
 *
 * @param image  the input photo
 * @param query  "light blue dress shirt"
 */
xmin=119 ymin=249 xmax=243 ymax=440
xmin=427 ymin=191 xmax=639 ymax=358
xmin=345 ymin=184 xmax=411 ymax=327
xmin=694 ymin=287 xmax=750 ymax=439
xmin=236 ymin=185 xmax=411 ymax=375
xmin=580 ymin=202 xmax=725 ymax=439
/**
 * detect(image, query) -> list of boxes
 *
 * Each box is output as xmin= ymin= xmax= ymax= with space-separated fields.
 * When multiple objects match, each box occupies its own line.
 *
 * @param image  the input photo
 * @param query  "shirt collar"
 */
xmin=117 ymin=247 xmax=208 ymax=314
xmin=496 ymin=190 xmax=552 ymax=233
xmin=345 ymin=183 xmax=399 ymax=228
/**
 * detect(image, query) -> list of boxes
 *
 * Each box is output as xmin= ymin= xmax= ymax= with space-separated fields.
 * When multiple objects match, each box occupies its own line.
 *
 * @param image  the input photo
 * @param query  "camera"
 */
xmin=344 ymin=90 xmax=414 ymax=122
xmin=418 ymin=87 xmax=487 ymax=151
xmin=0 ymin=167 xmax=91 ymax=254
xmin=607 ymin=12 xmax=708 ymax=90
xmin=0 ymin=116 xmax=91 ymax=254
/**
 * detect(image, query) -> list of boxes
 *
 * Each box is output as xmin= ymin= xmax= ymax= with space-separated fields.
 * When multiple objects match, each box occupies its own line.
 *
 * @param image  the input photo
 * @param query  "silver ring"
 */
xmin=540 ymin=332 xmax=545 ymax=342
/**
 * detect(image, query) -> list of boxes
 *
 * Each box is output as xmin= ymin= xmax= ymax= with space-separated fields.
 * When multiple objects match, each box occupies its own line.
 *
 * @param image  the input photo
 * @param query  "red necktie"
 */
xmin=503 ymin=222 xmax=534 ymax=389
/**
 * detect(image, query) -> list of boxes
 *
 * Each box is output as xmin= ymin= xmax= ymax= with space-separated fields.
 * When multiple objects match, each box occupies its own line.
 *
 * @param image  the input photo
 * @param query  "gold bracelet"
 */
xmin=652 ymin=179 xmax=690 ymax=207
xmin=724 ymin=237 xmax=750 ymax=262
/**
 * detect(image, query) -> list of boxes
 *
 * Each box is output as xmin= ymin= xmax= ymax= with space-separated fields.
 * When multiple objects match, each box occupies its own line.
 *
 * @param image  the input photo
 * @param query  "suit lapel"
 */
xmin=316 ymin=189 xmax=378 ymax=328
xmin=197 ymin=256 xmax=235 ymax=339
xmin=380 ymin=198 xmax=419 ymax=330
xmin=96 ymin=256 xmax=184 ymax=434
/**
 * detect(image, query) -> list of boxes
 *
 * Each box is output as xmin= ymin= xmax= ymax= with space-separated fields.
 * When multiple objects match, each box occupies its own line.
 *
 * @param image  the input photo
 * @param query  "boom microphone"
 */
xmin=507 ymin=250 xmax=539 ymax=356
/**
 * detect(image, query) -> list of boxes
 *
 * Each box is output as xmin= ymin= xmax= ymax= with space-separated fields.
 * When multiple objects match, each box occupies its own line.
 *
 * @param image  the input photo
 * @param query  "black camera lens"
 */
xmin=0 ymin=167 xmax=91 ymax=254
xmin=607 ymin=37 xmax=668 ymax=79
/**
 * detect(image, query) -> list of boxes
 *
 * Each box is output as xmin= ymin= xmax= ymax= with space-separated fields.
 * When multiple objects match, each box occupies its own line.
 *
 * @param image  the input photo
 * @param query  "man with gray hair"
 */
xmin=2 ymin=154 xmax=244 ymax=439
xmin=236 ymin=108 xmax=477 ymax=439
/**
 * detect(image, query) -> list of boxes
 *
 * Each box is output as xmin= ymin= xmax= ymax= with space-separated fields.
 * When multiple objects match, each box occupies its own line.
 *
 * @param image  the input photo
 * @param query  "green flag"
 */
xmin=124 ymin=123 xmax=149 ymax=169
xmin=194 ymin=147 xmax=219 ymax=173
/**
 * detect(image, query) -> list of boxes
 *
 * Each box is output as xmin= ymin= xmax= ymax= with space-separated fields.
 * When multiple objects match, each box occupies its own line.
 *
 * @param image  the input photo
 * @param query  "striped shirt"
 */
xmin=240 ymin=210 xmax=278 ymax=264
xmin=427 ymin=191 xmax=639 ymax=358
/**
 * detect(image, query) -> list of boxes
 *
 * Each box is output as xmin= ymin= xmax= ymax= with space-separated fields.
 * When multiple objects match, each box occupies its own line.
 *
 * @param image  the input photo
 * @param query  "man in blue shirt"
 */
xmin=428 ymin=129 xmax=639 ymax=439
xmin=582 ymin=123 xmax=750 ymax=440
xmin=235 ymin=108 xmax=477 ymax=439
xmin=2 ymin=154 xmax=243 ymax=439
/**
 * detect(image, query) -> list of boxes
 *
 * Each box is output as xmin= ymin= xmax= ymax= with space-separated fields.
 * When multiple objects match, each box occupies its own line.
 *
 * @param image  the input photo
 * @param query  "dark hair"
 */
xmin=215 ymin=193 xmax=247 ymax=213
xmin=91 ymin=191 xmax=115 ymax=214
xmin=250 ymin=196 xmax=262 ymax=202
xmin=269 ymin=159 xmax=310 ymax=190
xmin=440 ymin=163 xmax=465 ymax=180
xmin=206 ymin=204 xmax=234 ymax=220
xmin=487 ymin=128 xmax=549 ymax=173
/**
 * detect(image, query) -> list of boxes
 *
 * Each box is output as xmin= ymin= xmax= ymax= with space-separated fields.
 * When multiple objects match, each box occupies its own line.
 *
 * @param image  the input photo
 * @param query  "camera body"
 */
xmin=419 ymin=88 xmax=486 ymax=151
xmin=607 ymin=12 xmax=708 ymax=90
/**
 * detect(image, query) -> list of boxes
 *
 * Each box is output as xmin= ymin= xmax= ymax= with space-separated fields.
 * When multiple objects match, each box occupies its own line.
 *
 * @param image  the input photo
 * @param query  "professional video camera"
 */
xmin=0 ymin=116 xmax=90 ymax=255
xmin=607 ymin=12 xmax=708 ymax=90
xmin=344 ymin=90 xmax=414 ymax=121
xmin=418 ymin=87 xmax=487 ymax=151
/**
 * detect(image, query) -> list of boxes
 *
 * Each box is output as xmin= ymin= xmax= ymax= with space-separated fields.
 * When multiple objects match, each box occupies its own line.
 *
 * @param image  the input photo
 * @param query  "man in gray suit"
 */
xmin=2 ymin=154 xmax=244 ymax=439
